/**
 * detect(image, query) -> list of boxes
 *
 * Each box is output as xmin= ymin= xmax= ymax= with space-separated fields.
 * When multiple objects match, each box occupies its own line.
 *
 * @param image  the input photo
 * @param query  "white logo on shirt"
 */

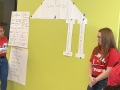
xmin=93 ymin=68 xmax=105 ymax=72
xmin=95 ymin=53 xmax=101 ymax=58
xmin=92 ymin=53 xmax=106 ymax=66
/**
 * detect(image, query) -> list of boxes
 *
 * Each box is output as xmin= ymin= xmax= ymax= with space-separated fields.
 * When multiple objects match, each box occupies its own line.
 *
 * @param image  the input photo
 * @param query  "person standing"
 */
xmin=0 ymin=26 xmax=8 ymax=90
xmin=87 ymin=28 xmax=119 ymax=90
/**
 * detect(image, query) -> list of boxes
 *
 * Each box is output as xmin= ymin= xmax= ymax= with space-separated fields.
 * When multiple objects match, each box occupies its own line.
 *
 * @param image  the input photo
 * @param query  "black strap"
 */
xmin=0 ymin=56 xmax=6 ymax=58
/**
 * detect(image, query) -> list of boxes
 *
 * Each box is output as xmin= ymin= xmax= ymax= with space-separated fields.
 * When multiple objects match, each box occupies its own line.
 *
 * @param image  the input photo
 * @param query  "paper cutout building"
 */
xmin=31 ymin=0 xmax=87 ymax=58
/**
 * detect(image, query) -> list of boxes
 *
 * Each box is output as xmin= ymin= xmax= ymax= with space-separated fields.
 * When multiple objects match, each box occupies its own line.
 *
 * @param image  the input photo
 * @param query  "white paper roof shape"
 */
xmin=31 ymin=0 xmax=87 ymax=22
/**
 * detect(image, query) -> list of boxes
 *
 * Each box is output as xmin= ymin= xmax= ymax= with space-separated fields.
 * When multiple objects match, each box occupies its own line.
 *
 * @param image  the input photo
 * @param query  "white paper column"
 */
xmin=76 ymin=15 xmax=87 ymax=59
xmin=63 ymin=19 xmax=75 ymax=57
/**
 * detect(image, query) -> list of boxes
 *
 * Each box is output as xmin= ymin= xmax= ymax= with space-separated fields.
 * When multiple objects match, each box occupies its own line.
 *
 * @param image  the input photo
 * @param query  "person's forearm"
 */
xmin=95 ymin=67 xmax=112 ymax=82
xmin=88 ymin=62 xmax=93 ymax=79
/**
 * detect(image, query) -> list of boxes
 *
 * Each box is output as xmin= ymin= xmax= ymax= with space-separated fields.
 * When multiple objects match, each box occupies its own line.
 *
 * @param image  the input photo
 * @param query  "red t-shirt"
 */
xmin=107 ymin=60 xmax=120 ymax=86
xmin=0 ymin=36 xmax=8 ymax=56
xmin=90 ymin=47 xmax=119 ymax=76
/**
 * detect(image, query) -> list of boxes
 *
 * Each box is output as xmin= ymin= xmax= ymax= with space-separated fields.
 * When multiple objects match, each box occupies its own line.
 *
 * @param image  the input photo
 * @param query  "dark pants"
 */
xmin=0 ymin=57 xmax=8 ymax=90
xmin=87 ymin=76 xmax=108 ymax=90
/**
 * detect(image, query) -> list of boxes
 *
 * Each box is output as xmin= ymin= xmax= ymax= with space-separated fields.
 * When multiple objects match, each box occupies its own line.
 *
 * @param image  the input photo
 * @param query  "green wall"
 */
xmin=6 ymin=0 xmax=120 ymax=90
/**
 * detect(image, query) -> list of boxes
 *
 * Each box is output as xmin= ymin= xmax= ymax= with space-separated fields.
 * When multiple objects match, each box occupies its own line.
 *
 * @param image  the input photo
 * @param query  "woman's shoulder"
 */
xmin=2 ymin=36 xmax=7 ymax=41
xmin=91 ymin=46 xmax=99 ymax=54
xmin=2 ymin=36 xmax=7 ymax=39
xmin=93 ymin=46 xmax=99 ymax=50
xmin=109 ymin=48 xmax=119 ymax=54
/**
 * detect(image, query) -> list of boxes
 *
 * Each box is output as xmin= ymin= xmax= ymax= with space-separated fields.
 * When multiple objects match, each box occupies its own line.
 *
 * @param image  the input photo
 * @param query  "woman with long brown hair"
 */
xmin=87 ymin=28 xmax=119 ymax=90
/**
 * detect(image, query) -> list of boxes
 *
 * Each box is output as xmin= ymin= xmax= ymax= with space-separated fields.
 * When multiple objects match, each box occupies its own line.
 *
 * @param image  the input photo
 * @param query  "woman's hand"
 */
xmin=89 ymin=82 xmax=93 ymax=88
xmin=89 ymin=76 xmax=95 ymax=83
xmin=89 ymin=77 xmax=97 ymax=88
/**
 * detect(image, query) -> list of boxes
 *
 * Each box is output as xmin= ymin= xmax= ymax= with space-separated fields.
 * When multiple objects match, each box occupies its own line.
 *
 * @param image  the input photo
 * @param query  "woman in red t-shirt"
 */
xmin=107 ymin=60 xmax=120 ymax=86
xmin=87 ymin=28 xmax=119 ymax=90
xmin=0 ymin=26 xmax=8 ymax=90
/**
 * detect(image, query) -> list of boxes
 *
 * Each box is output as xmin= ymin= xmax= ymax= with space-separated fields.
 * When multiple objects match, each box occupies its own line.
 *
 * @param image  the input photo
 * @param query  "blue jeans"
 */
xmin=0 ymin=57 xmax=8 ymax=90
xmin=87 ymin=76 xmax=108 ymax=90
